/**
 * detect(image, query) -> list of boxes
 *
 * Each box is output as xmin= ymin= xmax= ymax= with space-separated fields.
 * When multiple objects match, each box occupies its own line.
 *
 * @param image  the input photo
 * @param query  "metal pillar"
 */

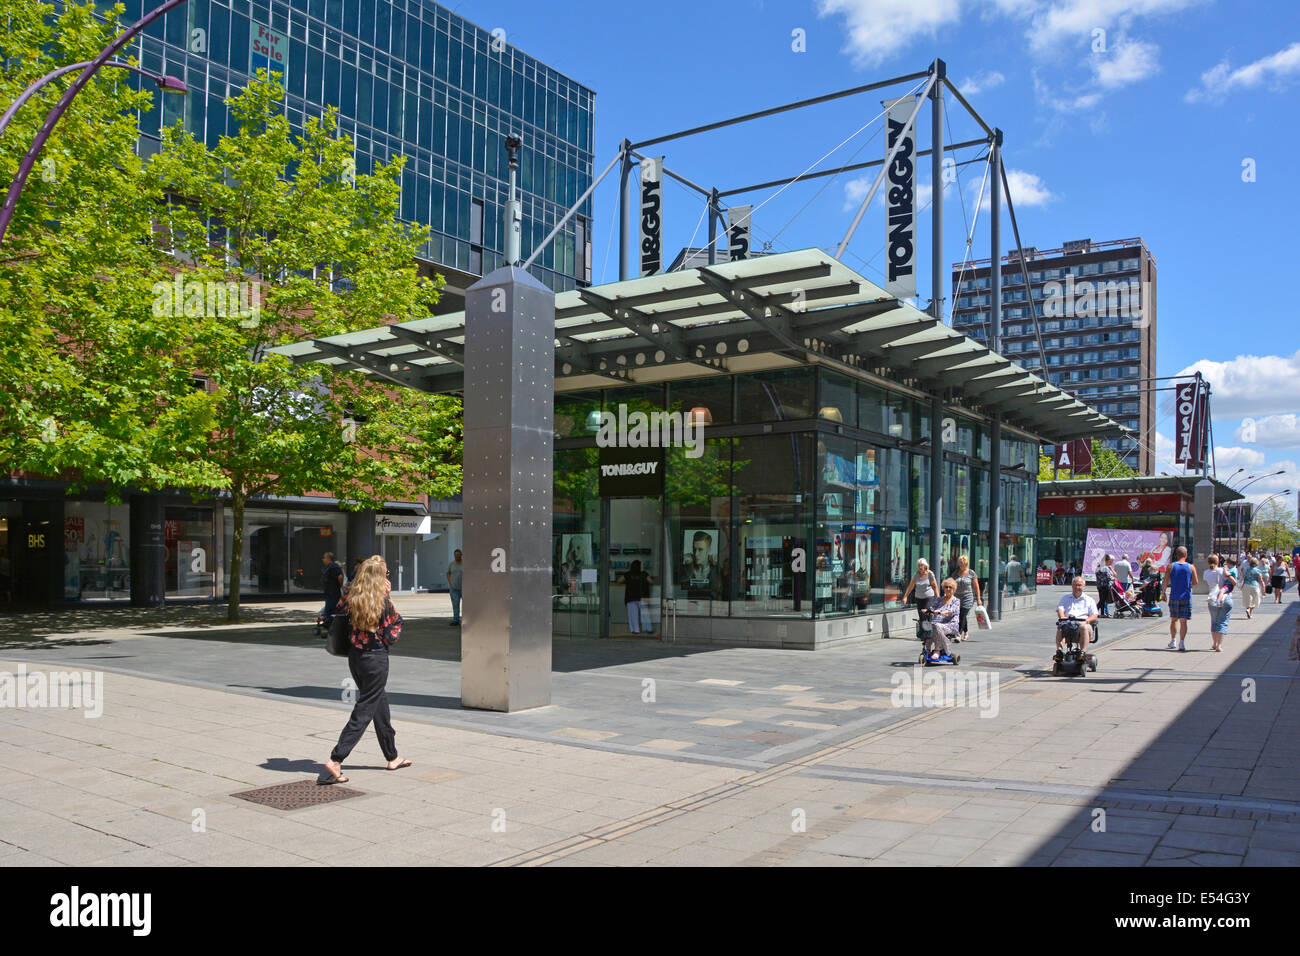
xmin=987 ymin=128 xmax=1003 ymax=619
xmin=461 ymin=265 xmax=555 ymax=712
xmin=930 ymin=394 xmax=944 ymax=574
xmin=346 ymin=509 xmax=376 ymax=566
xmin=129 ymin=493 xmax=165 ymax=607
xmin=618 ymin=140 xmax=632 ymax=280
xmin=707 ymin=187 xmax=720 ymax=266
xmin=1193 ymin=478 xmax=1214 ymax=591
xmin=928 ymin=60 xmax=946 ymax=576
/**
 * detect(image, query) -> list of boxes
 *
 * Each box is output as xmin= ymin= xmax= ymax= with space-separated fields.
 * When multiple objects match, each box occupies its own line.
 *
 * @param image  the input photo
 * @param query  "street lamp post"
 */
xmin=1252 ymin=490 xmax=1292 ymax=552
xmin=0 ymin=0 xmax=189 ymax=245
xmin=0 ymin=60 xmax=185 ymax=142
xmin=1234 ymin=471 xmax=1287 ymax=553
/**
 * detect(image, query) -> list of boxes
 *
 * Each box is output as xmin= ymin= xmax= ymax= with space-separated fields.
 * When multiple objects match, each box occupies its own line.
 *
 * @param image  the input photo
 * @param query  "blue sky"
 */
xmin=456 ymin=0 xmax=1298 ymax=509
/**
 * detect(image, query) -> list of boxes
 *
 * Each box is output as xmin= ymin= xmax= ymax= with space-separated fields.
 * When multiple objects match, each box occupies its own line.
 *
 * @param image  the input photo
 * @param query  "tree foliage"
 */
xmin=1251 ymin=498 xmax=1299 ymax=553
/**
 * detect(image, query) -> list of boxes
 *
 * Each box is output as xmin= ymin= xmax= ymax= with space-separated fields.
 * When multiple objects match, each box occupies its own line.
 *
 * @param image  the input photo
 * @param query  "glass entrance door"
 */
xmin=606 ymin=497 xmax=663 ymax=638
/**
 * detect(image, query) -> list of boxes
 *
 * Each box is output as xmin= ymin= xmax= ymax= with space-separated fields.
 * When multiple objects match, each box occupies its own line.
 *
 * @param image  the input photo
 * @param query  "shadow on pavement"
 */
xmin=1026 ymin=600 xmax=1300 ymax=866
xmin=229 ymin=683 xmax=463 ymax=711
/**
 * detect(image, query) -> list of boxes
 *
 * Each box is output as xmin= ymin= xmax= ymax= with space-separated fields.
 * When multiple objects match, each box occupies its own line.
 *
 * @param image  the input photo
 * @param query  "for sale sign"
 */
xmin=250 ymin=23 xmax=287 ymax=81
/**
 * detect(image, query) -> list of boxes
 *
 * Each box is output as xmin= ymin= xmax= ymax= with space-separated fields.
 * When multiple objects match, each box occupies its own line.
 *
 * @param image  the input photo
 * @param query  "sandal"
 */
xmin=318 ymin=760 xmax=349 ymax=785
xmin=386 ymin=758 xmax=413 ymax=771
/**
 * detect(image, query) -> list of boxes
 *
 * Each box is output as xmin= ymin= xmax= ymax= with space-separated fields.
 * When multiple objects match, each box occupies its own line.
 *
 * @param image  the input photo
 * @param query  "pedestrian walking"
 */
xmin=316 ymin=551 xmax=344 ymax=638
xmin=1240 ymin=556 xmax=1263 ymax=619
xmin=902 ymin=559 xmax=939 ymax=612
xmin=446 ymin=548 xmax=463 ymax=625
xmin=1095 ymin=554 xmax=1116 ymax=617
xmin=1271 ymin=554 xmax=1287 ymax=604
xmin=952 ymin=554 xmax=982 ymax=642
xmin=618 ymin=559 xmax=655 ymax=635
xmin=1163 ymin=546 xmax=1198 ymax=652
xmin=1114 ymin=554 xmax=1133 ymax=591
xmin=1005 ymin=554 xmax=1024 ymax=595
xmin=1203 ymin=555 xmax=1235 ymax=653
xmin=321 ymin=555 xmax=410 ymax=784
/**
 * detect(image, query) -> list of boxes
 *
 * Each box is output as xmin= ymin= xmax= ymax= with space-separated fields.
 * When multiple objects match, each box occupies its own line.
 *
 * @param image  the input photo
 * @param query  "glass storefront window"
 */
xmin=818 ymin=370 xmax=858 ymax=428
xmin=554 ymin=447 xmax=601 ymax=635
xmin=667 ymin=377 xmax=733 ymax=427
xmin=736 ymin=368 xmax=815 ymax=423
xmin=224 ymin=509 xmax=288 ymax=595
xmin=732 ymin=434 xmax=814 ymax=618
xmin=554 ymin=390 xmax=602 ymax=438
xmin=666 ymin=440 xmax=732 ymax=617
xmin=165 ymin=506 xmax=215 ymax=598
xmin=63 ymin=501 xmax=131 ymax=600
xmin=289 ymin=511 xmax=347 ymax=593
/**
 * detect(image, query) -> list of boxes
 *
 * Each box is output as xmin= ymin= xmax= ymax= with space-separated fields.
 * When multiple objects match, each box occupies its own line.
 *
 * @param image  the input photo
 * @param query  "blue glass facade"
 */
xmin=115 ymin=0 xmax=595 ymax=290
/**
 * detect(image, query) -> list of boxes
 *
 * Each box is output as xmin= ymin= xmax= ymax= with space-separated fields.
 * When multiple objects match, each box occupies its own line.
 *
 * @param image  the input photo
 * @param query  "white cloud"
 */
xmin=1185 ymin=41 xmax=1300 ymax=102
xmin=844 ymin=176 xmax=938 ymax=213
xmin=1238 ymin=460 xmax=1298 ymax=504
xmin=1175 ymin=349 xmax=1300 ymax=418
xmin=1237 ymin=413 xmax=1300 ymax=449
xmin=1212 ymin=445 xmax=1267 ymax=471
xmin=976 ymin=168 xmax=1056 ymax=211
xmin=1092 ymin=38 xmax=1160 ymax=88
xmin=817 ymin=0 xmax=963 ymax=66
xmin=958 ymin=70 xmax=1006 ymax=95
xmin=1020 ymin=0 xmax=1205 ymax=53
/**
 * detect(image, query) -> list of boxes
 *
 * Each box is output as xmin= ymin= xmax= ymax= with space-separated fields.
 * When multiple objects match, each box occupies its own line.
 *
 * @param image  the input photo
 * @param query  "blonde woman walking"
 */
xmin=953 ymin=554 xmax=982 ymax=642
xmin=321 ymin=556 xmax=411 ymax=784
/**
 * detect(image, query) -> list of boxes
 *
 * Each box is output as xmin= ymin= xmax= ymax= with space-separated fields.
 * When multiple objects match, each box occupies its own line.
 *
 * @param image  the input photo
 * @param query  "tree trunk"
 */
xmin=227 ymin=492 xmax=245 ymax=621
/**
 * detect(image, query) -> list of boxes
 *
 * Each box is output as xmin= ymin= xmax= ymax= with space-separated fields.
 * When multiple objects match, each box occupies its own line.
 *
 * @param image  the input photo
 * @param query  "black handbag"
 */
xmin=326 ymin=613 xmax=351 ymax=656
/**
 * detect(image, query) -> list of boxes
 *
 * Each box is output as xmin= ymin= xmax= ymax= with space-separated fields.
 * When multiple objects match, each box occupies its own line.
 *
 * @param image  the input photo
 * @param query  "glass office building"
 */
xmin=120 ymin=0 xmax=595 ymax=294
xmin=2 ymin=0 xmax=594 ymax=608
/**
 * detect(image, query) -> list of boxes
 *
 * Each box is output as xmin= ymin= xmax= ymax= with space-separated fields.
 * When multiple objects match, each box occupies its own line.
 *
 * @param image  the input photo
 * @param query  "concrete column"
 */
xmin=1193 ymin=478 xmax=1213 ymax=592
xmin=461 ymin=265 xmax=554 ymax=712
xmin=129 ymin=493 xmax=165 ymax=606
xmin=929 ymin=394 xmax=943 ymax=573
xmin=347 ymin=509 xmax=376 ymax=566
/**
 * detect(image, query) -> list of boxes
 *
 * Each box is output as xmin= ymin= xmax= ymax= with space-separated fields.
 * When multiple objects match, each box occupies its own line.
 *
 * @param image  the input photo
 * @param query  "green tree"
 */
xmin=0 ymin=0 xmax=219 ymax=491
xmin=1036 ymin=441 xmax=1136 ymax=481
xmin=147 ymin=75 xmax=460 ymax=619
xmin=1251 ymin=498 xmax=1299 ymax=553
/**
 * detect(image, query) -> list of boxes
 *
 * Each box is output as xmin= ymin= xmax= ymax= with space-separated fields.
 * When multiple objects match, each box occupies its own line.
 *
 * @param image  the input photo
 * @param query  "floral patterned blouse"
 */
xmin=335 ymin=594 xmax=402 ymax=649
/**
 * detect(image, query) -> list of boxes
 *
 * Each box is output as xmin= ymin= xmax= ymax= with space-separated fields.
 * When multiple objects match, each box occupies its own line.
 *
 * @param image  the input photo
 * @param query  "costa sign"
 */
xmin=1174 ymin=379 xmax=1205 ymax=468
xmin=882 ymin=96 xmax=918 ymax=299
xmin=639 ymin=156 xmax=664 ymax=277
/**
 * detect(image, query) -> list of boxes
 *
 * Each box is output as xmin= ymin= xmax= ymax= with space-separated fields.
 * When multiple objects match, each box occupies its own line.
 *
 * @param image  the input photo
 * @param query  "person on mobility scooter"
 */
xmin=918 ymin=578 xmax=962 ymax=665
xmin=1055 ymin=575 xmax=1099 ymax=675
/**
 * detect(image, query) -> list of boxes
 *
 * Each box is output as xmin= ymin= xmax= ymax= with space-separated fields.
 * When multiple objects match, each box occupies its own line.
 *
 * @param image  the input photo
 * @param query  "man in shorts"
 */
xmin=1163 ymin=545 xmax=1198 ymax=652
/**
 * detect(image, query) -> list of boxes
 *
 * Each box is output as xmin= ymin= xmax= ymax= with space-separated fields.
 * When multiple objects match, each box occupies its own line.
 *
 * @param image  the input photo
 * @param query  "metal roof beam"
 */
xmin=695 ymin=267 xmax=800 ymax=350
xmin=384 ymin=325 xmax=465 ymax=366
xmin=794 ymin=299 xmax=904 ymax=339
xmin=308 ymin=339 xmax=433 ymax=391
xmin=911 ymin=348 xmax=993 ymax=378
xmin=578 ymin=289 xmax=690 ymax=361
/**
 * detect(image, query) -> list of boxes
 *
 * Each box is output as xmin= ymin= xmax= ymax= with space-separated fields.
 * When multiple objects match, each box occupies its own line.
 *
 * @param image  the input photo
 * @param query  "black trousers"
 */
xmin=331 ymin=645 xmax=398 ymax=763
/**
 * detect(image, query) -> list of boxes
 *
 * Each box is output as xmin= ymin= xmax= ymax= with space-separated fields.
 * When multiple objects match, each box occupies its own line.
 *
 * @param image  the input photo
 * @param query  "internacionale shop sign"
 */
xmin=639 ymin=156 xmax=664 ymax=277
xmin=374 ymin=514 xmax=432 ymax=535
xmin=882 ymin=95 xmax=919 ymax=300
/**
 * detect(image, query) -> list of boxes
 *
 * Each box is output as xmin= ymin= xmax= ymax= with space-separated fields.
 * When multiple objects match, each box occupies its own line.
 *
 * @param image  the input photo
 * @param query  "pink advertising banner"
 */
xmin=1082 ymin=528 xmax=1175 ymax=580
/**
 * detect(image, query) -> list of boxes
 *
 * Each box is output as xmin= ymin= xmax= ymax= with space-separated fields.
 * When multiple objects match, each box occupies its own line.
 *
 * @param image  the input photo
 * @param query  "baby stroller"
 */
xmin=1108 ymin=578 xmax=1142 ymax=619
xmin=1136 ymin=576 xmax=1164 ymax=617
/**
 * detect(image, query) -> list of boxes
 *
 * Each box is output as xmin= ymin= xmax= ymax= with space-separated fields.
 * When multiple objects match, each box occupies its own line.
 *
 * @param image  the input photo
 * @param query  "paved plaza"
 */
xmin=1 ymin=587 xmax=1298 ymax=866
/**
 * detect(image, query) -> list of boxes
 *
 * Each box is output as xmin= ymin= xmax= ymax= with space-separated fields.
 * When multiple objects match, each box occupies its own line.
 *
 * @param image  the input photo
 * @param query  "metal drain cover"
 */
xmin=232 ymin=779 xmax=364 ymax=810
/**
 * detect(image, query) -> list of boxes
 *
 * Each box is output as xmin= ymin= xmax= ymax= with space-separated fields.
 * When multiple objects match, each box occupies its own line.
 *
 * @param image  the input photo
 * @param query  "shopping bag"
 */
xmin=973 ymin=605 xmax=991 ymax=630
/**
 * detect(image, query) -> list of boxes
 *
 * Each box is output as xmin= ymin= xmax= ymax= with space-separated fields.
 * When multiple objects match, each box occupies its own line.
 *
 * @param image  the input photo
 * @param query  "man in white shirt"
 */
xmin=1114 ymin=554 xmax=1132 ymax=590
xmin=1056 ymin=576 xmax=1099 ymax=655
